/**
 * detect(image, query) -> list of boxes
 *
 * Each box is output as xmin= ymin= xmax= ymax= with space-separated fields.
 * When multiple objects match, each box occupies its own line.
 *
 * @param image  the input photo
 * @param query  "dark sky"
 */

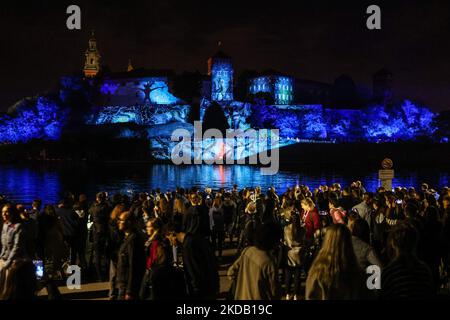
xmin=1 ymin=0 xmax=450 ymax=112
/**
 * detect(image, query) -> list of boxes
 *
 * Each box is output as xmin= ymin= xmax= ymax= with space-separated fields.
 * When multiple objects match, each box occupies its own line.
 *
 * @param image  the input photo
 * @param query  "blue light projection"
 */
xmin=0 ymin=96 xmax=68 ymax=143
xmin=361 ymin=100 xmax=436 ymax=141
xmin=249 ymin=100 xmax=436 ymax=141
xmin=249 ymin=77 xmax=271 ymax=95
xmin=137 ymin=80 xmax=178 ymax=105
xmin=93 ymin=104 xmax=190 ymax=125
xmin=274 ymin=77 xmax=294 ymax=105
xmin=249 ymin=76 xmax=294 ymax=105
xmin=211 ymin=60 xmax=233 ymax=101
xmin=99 ymin=78 xmax=179 ymax=106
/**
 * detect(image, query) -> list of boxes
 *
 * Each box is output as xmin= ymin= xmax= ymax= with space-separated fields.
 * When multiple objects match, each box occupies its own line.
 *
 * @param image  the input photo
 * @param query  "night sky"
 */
xmin=1 ymin=0 xmax=450 ymax=112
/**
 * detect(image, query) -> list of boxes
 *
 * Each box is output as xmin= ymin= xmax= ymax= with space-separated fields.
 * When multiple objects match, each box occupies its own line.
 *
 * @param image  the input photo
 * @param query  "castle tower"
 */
xmin=83 ymin=31 xmax=101 ymax=78
xmin=373 ymin=68 xmax=393 ymax=105
xmin=127 ymin=58 xmax=134 ymax=72
xmin=208 ymin=49 xmax=233 ymax=102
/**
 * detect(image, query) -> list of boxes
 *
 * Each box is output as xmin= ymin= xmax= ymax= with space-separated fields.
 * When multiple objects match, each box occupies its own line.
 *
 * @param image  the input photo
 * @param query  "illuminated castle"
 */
xmin=80 ymin=35 xmax=430 ymax=151
xmin=0 ymin=35 xmax=436 ymax=149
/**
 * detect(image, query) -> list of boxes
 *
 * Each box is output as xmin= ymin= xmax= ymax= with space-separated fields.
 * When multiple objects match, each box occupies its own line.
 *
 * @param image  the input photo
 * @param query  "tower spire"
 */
xmin=83 ymin=31 xmax=101 ymax=78
xmin=127 ymin=58 xmax=134 ymax=72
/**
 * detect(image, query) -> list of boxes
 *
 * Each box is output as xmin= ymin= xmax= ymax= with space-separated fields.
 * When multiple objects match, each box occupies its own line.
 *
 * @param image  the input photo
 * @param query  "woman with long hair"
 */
xmin=300 ymin=198 xmax=320 ymax=244
xmin=282 ymin=198 xmax=305 ymax=300
xmin=172 ymin=197 xmax=186 ymax=228
xmin=306 ymin=224 xmax=368 ymax=300
xmin=0 ymin=203 xmax=36 ymax=300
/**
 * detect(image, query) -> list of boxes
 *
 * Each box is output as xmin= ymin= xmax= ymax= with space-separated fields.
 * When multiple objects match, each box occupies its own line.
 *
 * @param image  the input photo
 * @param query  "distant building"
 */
xmin=83 ymin=32 xmax=101 ymax=78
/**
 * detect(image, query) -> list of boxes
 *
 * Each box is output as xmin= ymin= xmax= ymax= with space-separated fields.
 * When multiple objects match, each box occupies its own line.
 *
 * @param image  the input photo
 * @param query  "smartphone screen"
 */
xmin=33 ymin=260 xmax=44 ymax=280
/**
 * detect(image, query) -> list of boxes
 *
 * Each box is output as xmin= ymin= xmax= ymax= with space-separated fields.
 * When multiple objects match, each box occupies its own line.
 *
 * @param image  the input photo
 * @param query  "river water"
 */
xmin=0 ymin=163 xmax=448 ymax=206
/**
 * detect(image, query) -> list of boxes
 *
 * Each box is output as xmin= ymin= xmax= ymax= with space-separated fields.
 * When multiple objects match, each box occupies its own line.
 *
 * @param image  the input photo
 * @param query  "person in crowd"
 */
xmin=209 ymin=198 xmax=225 ymax=259
xmin=300 ymin=198 xmax=320 ymax=244
xmin=282 ymin=201 xmax=305 ymax=300
xmin=352 ymin=192 xmax=374 ymax=239
xmin=262 ymin=187 xmax=279 ymax=223
xmin=227 ymin=221 xmax=281 ymax=300
xmin=339 ymin=187 xmax=356 ymax=212
xmin=183 ymin=193 xmax=210 ymax=238
xmin=73 ymin=201 xmax=88 ymax=271
xmin=56 ymin=198 xmax=82 ymax=267
xmin=421 ymin=205 xmax=443 ymax=292
xmin=306 ymin=224 xmax=369 ymax=300
xmin=385 ymin=194 xmax=405 ymax=227
xmin=328 ymin=197 xmax=347 ymax=225
xmin=0 ymin=204 xmax=36 ymax=300
xmin=238 ymin=202 xmax=262 ymax=250
xmin=30 ymin=199 xmax=42 ymax=220
xmin=89 ymin=192 xmax=111 ymax=282
xmin=348 ymin=217 xmax=382 ymax=270
xmin=372 ymin=197 xmax=387 ymax=256
xmin=107 ymin=204 xmax=126 ymax=300
xmin=222 ymin=193 xmax=237 ymax=246
xmin=381 ymin=221 xmax=434 ymax=299
xmin=77 ymin=194 xmax=90 ymax=267
xmin=166 ymin=218 xmax=219 ymax=300
xmin=116 ymin=211 xmax=146 ymax=300
xmin=37 ymin=204 xmax=66 ymax=300
xmin=172 ymin=197 xmax=186 ymax=227
xmin=143 ymin=237 xmax=187 ymax=300
xmin=17 ymin=205 xmax=38 ymax=260
xmin=140 ymin=217 xmax=164 ymax=299
xmin=441 ymin=195 xmax=450 ymax=290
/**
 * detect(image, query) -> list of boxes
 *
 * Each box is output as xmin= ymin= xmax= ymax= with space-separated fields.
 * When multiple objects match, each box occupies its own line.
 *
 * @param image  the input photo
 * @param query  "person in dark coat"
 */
xmin=144 ymin=238 xmax=187 ymax=300
xmin=88 ymin=192 xmax=111 ymax=281
xmin=116 ymin=211 xmax=146 ymax=300
xmin=56 ymin=198 xmax=81 ymax=266
xmin=140 ymin=218 xmax=187 ymax=300
xmin=37 ymin=205 xmax=66 ymax=300
xmin=168 ymin=194 xmax=220 ymax=300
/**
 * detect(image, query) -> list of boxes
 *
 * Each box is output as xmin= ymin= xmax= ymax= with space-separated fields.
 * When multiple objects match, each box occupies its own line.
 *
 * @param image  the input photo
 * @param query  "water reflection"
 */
xmin=0 ymin=163 xmax=448 ymax=206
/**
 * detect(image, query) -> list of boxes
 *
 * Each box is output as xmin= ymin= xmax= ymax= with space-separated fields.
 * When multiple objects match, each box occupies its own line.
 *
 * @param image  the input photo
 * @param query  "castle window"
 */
xmin=90 ymin=59 xmax=94 ymax=64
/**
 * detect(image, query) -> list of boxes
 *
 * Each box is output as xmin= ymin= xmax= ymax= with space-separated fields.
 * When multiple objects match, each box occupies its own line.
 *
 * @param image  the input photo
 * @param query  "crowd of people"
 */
xmin=0 ymin=180 xmax=449 ymax=300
